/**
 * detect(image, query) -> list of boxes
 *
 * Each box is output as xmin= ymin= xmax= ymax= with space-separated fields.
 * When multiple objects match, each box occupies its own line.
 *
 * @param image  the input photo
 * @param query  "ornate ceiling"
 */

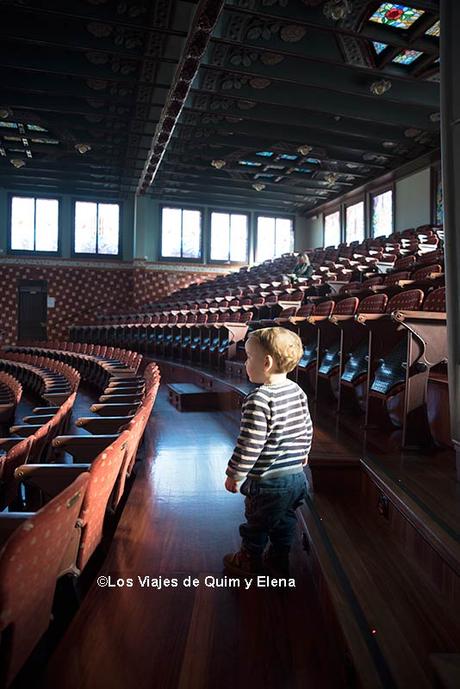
xmin=0 ymin=0 xmax=440 ymax=213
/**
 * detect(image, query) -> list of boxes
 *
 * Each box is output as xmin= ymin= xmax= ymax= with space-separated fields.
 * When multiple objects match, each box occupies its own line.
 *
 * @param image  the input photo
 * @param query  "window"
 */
xmin=256 ymin=216 xmax=294 ymax=263
xmin=372 ymin=190 xmax=393 ymax=237
xmin=10 ymin=196 xmax=59 ymax=252
xmin=435 ymin=170 xmax=444 ymax=225
xmin=346 ymin=202 xmax=365 ymax=243
xmin=210 ymin=212 xmax=248 ymax=262
xmin=74 ymin=201 xmax=120 ymax=255
xmin=161 ymin=207 xmax=201 ymax=259
xmin=324 ymin=211 xmax=341 ymax=247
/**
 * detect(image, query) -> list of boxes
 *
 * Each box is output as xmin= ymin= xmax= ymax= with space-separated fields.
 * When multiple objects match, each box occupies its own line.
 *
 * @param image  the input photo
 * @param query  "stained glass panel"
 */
xmin=346 ymin=202 xmax=365 ymax=243
xmin=279 ymin=154 xmax=297 ymax=161
xmin=239 ymin=160 xmax=261 ymax=167
xmin=324 ymin=211 xmax=341 ymax=247
xmin=372 ymin=190 xmax=393 ymax=237
xmin=426 ymin=20 xmax=440 ymax=37
xmin=392 ymin=50 xmax=423 ymax=65
xmin=256 ymin=151 xmax=273 ymax=157
xmin=373 ymin=41 xmax=388 ymax=54
xmin=369 ymin=3 xmax=424 ymax=29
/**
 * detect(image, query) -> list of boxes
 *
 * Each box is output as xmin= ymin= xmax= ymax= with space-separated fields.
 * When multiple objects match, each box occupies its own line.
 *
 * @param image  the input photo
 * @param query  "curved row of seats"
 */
xmin=0 ymin=346 xmax=160 ymax=688
xmin=0 ymin=372 xmax=22 ymax=425
xmin=0 ymin=353 xmax=80 ymax=406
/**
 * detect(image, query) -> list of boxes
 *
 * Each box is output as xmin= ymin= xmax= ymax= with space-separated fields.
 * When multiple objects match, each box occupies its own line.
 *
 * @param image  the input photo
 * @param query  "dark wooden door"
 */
xmin=18 ymin=281 xmax=48 ymax=341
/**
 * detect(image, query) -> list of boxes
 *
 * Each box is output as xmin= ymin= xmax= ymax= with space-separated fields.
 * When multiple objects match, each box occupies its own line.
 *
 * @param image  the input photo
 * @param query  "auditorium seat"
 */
xmin=0 ymin=472 xmax=89 ymax=688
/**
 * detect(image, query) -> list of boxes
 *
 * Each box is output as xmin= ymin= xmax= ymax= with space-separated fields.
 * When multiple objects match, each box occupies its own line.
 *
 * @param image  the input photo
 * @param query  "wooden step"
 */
xmin=299 ymin=493 xmax=460 ymax=689
xmin=167 ymin=383 xmax=234 ymax=412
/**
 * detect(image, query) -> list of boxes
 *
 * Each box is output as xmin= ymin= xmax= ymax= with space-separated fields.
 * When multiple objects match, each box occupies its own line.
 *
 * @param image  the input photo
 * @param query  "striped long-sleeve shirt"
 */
xmin=226 ymin=379 xmax=313 ymax=481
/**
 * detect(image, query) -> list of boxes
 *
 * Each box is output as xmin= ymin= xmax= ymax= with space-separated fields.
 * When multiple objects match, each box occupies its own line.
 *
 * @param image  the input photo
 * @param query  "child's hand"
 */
xmin=225 ymin=476 xmax=240 ymax=493
xmin=302 ymin=456 xmax=309 ymax=466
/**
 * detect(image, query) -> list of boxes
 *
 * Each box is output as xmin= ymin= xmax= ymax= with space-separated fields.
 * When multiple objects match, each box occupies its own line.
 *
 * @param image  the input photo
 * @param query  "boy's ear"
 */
xmin=264 ymin=354 xmax=274 ymax=371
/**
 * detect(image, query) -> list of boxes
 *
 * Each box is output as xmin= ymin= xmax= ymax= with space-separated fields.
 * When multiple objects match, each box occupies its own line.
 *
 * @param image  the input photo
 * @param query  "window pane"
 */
xmin=161 ymin=208 xmax=182 ymax=257
xmin=256 ymin=217 xmax=275 ymax=262
xmin=98 ymin=203 xmax=119 ymax=255
xmin=372 ymin=190 xmax=393 ymax=237
xmin=229 ymin=214 xmax=248 ymax=262
xmin=275 ymin=218 xmax=294 ymax=256
xmin=182 ymin=210 xmax=201 ymax=258
xmin=324 ymin=211 xmax=341 ymax=246
xmin=11 ymin=197 xmax=35 ymax=250
xmin=346 ymin=202 xmax=365 ymax=243
xmin=75 ymin=201 xmax=97 ymax=253
xmin=436 ymin=175 xmax=444 ymax=225
xmin=35 ymin=199 xmax=59 ymax=251
xmin=210 ymin=212 xmax=230 ymax=261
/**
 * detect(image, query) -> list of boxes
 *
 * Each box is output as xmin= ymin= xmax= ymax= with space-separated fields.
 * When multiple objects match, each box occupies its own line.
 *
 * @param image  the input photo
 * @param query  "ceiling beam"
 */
xmin=190 ymin=80 xmax=437 ymax=133
xmin=222 ymin=4 xmax=439 ymax=51
xmin=2 ymin=3 xmax=190 ymax=38
xmin=208 ymin=36 xmax=439 ymax=83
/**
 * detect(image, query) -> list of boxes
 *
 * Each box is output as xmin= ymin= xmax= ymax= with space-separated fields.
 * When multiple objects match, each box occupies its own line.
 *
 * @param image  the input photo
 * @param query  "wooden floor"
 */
xmin=43 ymin=387 xmax=343 ymax=689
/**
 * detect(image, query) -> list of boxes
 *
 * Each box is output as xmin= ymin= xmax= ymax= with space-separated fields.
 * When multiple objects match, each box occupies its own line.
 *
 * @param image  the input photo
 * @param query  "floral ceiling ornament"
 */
xmin=86 ymin=22 xmax=113 ymax=38
xmin=280 ymin=25 xmax=307 ymax=42
xmin=404 ymin=128 xmax=422 ymax=138
xmin=325 ymin=172 xmax=339 ymax=185
xmin=75 ymin=143 xmax=92 ymax=154
xmin=430 ymin=112 xmax=441 ymax=122
xmin=230 ymin=51 xmax=258 ymax=67
xmin=260 ymin=52 xmax=285 ymax=66
xmin=253 ymin=183 xmax=266 ymax=191
xmin=323 ymin=0 xmax=353 ymax=21
xmin=85 ymin=51 xmax=109 ymax=65
xmin=370 ymin=79 xmax=392 ymax=95
xmin=211 ymin=159 xmax=226 ymax=169
xmin=0 ymin=107 xmax=12 ymax=119
xmin=297 ymin=144 xmax=313 ymax=156
xmin=86 ymin=79 xmax=108 ymax=91
xmin=10 ymin=158 xmax=26 ymax=168
xmin=249 ymin=77 xmax=271 ymax=89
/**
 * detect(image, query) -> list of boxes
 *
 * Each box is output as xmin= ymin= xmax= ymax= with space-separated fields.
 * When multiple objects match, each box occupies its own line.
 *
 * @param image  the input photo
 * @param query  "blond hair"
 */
xmin=248 ymin=327 xmax=303 ymax=373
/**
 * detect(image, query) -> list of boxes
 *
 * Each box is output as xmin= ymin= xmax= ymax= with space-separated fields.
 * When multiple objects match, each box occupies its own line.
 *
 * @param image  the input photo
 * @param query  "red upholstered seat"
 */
xmin=412 ymin=264 xmax=443 ymax=281
xmin=77 ymin=431 xmax=131 ymax=571
xmin=0 ymin=473 xmax=89 ymax=687
xmin=0 ymin=438 xmax=32 ymax=510
xmin=358 ymin=294 xmax=388 ymax=313
xmin=385 ymin=289 xmax=424 ymax=312
xmin=423 ymin=287 xmax=446 ymax=312
xmin=313 ymin=300 xmax=334 ymax=317
xmin=333 ymin=297 xmax=359 ymax=316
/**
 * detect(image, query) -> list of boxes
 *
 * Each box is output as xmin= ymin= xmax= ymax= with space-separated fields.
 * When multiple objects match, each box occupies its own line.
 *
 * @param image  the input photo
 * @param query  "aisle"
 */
xmin=44 ymin=386 xmax=343 ymax=689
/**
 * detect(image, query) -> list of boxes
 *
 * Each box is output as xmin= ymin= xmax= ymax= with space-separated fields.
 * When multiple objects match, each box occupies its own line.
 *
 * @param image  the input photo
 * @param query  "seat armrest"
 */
xmin=9 ymin=424 xmax=45 ymax=437
xmin=32 ymin=406 xmax=60 ymax=415
xmin=0 ymin=514 xmax=35 ymax=545
xmin=14 ymin=464 xmax=90 ymax=499
xmin=0 ymin=437 xmax=25 ymax=451
xmin=90 ymin=402 xmax=140 ymax=417
xmin=52 ymin=435 xmax=119 ymax=461
xmin=76 ymin=416 xmax=133 ymax=435
xmin=23 ymin=414 xmax=55 ymax=424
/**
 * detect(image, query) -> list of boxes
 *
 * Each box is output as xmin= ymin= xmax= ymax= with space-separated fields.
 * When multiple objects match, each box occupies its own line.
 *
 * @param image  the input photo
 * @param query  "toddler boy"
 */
xmin=224 ymin=327 xmax=313 ymax=577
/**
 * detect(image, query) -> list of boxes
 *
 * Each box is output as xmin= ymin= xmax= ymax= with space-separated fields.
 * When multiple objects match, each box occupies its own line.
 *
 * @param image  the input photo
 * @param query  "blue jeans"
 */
xmin=239 ymin=469 xmax=312 ymax=557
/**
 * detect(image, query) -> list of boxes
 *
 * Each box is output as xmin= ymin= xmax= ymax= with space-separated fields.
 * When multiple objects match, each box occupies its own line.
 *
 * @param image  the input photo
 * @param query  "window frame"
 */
xmin=344 ymin=198 xmax=365 ymax=244
xmin=71 ymin=198 xmax=122 ymax=259
xmin=208 ymin=209 xmax=250 ymax=265
xmin=323 ymin=207 xmax=342 ymax=247
xmin=370 ymin=185 xmax=395 ymax=238
xmin=159 ymin=204 xmax=203 ymax=263
xmin=254 ymin=213 xmax=295 ymax=264
xmin=8 ymin=193 xmax=61 ymax=256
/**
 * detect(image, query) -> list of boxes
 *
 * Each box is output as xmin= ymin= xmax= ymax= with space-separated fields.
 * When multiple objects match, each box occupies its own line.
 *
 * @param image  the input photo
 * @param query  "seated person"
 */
xmin=285 ymin=252 xmax=314 ymax=283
